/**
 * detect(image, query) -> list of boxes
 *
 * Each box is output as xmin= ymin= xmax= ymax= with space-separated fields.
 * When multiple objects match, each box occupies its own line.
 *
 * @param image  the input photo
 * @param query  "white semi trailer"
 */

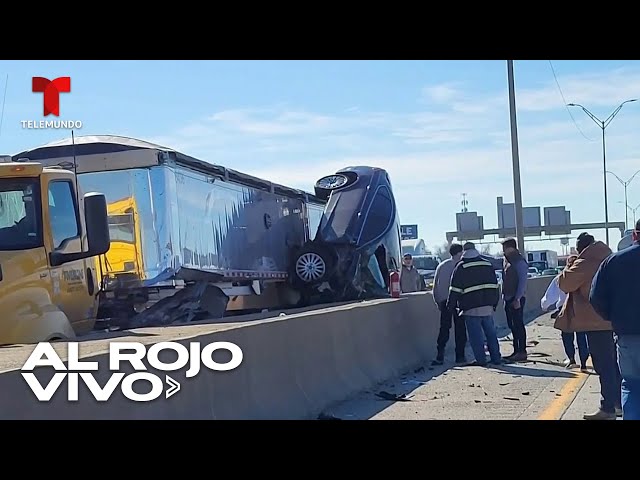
xmin=526 ymin=249 xmax=558 ymax=271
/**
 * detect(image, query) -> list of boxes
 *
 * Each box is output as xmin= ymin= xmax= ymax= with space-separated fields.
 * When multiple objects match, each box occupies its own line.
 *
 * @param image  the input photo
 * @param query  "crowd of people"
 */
xmin=432 ymin=238 xmax=529 ymax=368
xmin=402 ymin=238 xmax=529 ymax=368
xmin=399 ymin=222 xmax=640 ymax=421
xmin=540 ymin=226 xmax=640 ymax=421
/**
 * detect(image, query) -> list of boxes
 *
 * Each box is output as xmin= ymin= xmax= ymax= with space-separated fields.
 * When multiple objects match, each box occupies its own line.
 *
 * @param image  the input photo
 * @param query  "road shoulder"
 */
xmin=324 ymin=313 xmax=601 ymax=420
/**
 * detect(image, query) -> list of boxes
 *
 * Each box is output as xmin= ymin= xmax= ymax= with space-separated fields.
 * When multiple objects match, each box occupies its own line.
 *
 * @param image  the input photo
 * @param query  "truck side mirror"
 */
xmin=49 ymin=192 xmax=110 ymax=267
xmin=83 ymin=192 xmax=110 ymax=256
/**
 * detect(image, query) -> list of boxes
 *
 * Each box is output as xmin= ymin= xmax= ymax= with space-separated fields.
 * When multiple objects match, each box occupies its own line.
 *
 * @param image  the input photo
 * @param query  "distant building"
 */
xmin=402 ymin=239 xmax=428 ymax=256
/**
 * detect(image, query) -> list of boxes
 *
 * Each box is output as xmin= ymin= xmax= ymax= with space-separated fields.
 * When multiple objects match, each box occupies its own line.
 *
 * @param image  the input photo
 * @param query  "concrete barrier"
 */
xmin=0 ymin=276 xmax=553 ymax=420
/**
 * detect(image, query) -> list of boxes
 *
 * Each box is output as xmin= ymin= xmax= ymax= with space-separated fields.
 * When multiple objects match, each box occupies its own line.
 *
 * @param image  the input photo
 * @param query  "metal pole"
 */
xmin=624 ymin=182 xmax=629 ymax=230
xmin=602 ymin=126 xmax=609 ymax=245
xmin=569 ymin=100 xmax=637 ymax=244
xmin=507 ymin=60 xmax=526 ymax=255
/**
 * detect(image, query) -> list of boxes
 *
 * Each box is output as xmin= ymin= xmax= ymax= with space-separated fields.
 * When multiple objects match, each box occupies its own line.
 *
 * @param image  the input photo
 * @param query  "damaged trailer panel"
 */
xmin=13 ymin=135 xmax=326 ymax=325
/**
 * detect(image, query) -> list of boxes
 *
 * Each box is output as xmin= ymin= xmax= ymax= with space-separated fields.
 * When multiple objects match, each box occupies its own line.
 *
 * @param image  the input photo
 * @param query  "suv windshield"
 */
xmin=0 ymin=178 xmax=41 ymax=251
xmin=413 ymin=256 xmax=439 ymax=270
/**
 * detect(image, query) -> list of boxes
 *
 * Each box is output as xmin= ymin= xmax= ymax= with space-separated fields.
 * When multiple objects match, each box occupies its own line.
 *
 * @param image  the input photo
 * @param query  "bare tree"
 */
xmin=433 ymin=242 xmax=451 ymax=259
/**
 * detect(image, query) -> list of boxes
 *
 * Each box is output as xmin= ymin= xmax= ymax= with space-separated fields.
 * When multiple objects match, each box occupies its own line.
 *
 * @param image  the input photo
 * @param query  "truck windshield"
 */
xmin=108 ymin=213 xmax=135 ymax=243
xmin=0 ymin=178 xmax=41 ymax=251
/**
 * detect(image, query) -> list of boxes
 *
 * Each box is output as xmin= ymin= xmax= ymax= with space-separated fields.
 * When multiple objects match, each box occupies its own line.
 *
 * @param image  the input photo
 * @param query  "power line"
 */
xmin=547 ymin=60 xmax=595 ymax=142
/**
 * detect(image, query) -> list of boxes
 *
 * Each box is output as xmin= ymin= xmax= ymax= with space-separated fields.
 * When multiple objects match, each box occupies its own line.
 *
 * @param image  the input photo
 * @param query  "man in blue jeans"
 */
xmin=447 ymin=242 xmax=502 ymax=366
xmin=590 ymin=219 xmax=640 ymax=420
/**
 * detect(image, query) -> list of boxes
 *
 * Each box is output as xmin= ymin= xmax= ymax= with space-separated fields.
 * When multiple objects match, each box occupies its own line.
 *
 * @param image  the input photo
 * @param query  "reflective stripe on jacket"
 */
xmin=447 ymin=251 xmax=499 ymax=313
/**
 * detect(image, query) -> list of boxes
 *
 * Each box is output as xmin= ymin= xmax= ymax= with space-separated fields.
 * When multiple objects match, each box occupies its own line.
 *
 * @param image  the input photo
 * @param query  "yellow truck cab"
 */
xmin=99 ymin=196 xmax=144 ymax=287
xmin=0 ymin=162 xmax=110 ymax=344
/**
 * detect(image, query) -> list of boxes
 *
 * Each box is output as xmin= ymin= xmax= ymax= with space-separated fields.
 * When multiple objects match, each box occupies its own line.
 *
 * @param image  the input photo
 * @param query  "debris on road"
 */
xmin=376 ymin=391 xmax=413 ymax=402
xmin=326 ymin=312 xmax=601 ymax=420
xmin=402 ymin=380 xmax=427 ymax=386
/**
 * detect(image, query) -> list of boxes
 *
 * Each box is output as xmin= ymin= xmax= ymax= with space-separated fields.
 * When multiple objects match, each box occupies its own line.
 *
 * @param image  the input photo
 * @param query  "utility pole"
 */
xmin=507 ymin=60 xmax=525 ymax=255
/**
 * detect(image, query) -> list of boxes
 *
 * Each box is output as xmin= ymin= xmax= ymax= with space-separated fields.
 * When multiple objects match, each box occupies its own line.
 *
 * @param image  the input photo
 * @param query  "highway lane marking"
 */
xmin=537 ymin=371 xmax=589 ymax=420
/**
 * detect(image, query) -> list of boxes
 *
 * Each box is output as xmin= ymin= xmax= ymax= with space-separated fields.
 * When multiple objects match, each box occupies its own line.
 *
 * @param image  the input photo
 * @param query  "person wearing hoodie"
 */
xmin=431 ymin=242 xmax=466 ymax=365
xmin=501 ymin=238 xmax=530 ymax=362
xmin=541 ymin=255 xmax=590 ymax=371
xmin=557 ymin=232 xmax=621 ymax=420
xmin=400 ymin=254 xmax=424 ymax=293
xmin=590 ymin=219 xmax=640 ymax=420
xmin=447 ymin=242 xmax=502 ymax=366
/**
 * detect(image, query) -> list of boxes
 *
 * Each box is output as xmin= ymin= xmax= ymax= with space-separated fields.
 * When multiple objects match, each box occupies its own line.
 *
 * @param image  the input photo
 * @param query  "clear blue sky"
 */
xmin=2 ymin=60 xmax=640 ymax=254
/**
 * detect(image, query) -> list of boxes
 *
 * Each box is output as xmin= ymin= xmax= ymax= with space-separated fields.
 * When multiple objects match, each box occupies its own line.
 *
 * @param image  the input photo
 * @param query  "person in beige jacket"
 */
xmin=557 ymin=232 xmax=622 ymax=420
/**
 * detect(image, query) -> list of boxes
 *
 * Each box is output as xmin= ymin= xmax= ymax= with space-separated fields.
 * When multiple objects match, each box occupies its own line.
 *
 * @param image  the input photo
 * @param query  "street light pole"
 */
xmin=607 ymin=169 xmax=640 ymax=230
xmin=630 ymin=202 xmax=640 ymax=227
xmin=616 ymin=200 xmax=640 ymax=227
xmin=602 ymin=127 xmax=609 ymax=245
xmin=568 ymin=99 xmax=637 ymax=246
xmin=507 ymin=60 xmax=526 ymax=256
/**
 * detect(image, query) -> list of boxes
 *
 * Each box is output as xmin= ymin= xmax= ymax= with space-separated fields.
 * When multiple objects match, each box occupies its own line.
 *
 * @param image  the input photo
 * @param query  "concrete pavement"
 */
xmin=324 ymin=312 xmax=604 ymax=420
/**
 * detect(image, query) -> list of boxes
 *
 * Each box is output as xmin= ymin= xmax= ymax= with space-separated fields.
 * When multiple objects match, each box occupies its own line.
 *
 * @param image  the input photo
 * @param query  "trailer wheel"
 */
xmin=291 ymin=244 xmax=336 ymax=286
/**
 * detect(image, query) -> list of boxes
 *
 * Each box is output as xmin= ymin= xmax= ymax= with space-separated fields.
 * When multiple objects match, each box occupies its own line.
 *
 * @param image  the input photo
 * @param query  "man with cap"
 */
xmin=447 ymin=241 xmax=502 ymax=366
xmin=557 ymin=232 xmax=621 ymax=420
xmin=400 ymin=253 xmax=424 ymax=293
xmin=590 ymin=220 xmax=640 ymax=420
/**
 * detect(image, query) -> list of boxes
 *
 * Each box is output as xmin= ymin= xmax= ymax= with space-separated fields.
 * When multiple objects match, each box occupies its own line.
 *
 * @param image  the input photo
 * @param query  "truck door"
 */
xmin=0 ymin=176 xmax=59 ymax=344
xmin=45 ymin=178 xmax=95 ymax=333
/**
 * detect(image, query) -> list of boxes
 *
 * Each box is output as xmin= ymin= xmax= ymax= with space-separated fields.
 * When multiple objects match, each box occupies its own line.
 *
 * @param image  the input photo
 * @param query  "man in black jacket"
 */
xmin=447 ymin=242 xmax=502 ymax=366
